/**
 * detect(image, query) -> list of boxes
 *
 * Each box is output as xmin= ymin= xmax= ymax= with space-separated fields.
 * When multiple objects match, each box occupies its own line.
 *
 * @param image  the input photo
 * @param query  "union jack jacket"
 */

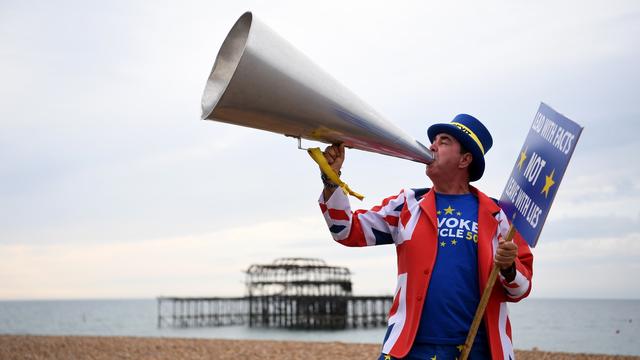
xmin=319 ymin=186 xmax=533 ymax=359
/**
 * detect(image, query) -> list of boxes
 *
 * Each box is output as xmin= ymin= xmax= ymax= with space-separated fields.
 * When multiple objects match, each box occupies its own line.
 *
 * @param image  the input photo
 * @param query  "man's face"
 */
xmin=426 ymin=133 xmax=469 ymax=180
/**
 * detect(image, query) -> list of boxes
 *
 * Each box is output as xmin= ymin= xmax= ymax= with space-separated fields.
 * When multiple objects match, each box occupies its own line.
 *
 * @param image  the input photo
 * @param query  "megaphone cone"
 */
xmin=201 ymin=11 xmax=434 ymax=164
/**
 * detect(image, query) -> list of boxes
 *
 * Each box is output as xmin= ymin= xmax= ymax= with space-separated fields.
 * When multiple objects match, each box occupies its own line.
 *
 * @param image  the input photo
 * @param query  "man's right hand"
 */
xmin=323 ymin=143 xmax=345 ymax=174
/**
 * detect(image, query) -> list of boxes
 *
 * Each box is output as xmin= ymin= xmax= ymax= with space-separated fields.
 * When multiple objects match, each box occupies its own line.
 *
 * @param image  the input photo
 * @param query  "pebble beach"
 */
xmin=1 ymin=335 xmax=638 ymax=360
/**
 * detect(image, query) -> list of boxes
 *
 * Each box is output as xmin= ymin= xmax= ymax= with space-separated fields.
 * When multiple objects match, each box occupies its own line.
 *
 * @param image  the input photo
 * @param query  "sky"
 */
xmin=1 ymin=0 xmax=639 ymax=300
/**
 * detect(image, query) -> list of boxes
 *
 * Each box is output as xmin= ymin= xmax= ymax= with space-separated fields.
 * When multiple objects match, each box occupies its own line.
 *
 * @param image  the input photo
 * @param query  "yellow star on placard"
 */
xmin=431 ymin=356 xmax=437 ymax=360
xmin=440 ymin=241 xmax=446 ymax=247
xmin=517 ymin=146 xmax=528 ymax=170
xmin=541 ymin=169 xmax=556 ymax=198
xmin=451 ymin=239 xmax=457 ymax=245
xmin=384 ymin=355 xmax=391 ymax=360
xmin=444 ymin=205 xmax=455 ymax=215
xmin=457 ymin=345 xmax=464 ymax=352
xmin=437 ymin=210 xmax=441 ymax=215
xmin=456 ymin=211 xmax=462 ymax=216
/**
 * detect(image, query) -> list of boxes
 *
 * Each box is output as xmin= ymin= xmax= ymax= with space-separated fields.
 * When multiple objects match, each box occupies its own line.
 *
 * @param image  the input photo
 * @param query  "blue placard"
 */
xmin=499 ymin=103 xmax=583 ymax=247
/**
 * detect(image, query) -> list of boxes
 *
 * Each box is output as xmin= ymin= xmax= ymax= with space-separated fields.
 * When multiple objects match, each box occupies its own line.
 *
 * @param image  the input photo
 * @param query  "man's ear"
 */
xmin=459 ymin=152 xmax=473 ymax=169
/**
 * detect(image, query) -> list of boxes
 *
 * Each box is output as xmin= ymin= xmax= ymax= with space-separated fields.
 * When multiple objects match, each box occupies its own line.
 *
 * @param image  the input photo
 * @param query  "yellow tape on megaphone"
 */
xmin=307 ymin=147 xmax=364 ymax=201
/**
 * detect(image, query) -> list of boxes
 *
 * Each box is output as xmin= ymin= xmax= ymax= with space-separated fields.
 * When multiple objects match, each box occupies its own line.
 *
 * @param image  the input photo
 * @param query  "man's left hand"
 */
xmin=495 ymin=239 xmax=518 ymax=270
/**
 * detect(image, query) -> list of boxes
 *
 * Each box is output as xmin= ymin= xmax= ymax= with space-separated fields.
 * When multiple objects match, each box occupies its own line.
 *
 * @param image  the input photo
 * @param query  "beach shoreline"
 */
xmin=1 ymin=335 xmax=638 ymax=360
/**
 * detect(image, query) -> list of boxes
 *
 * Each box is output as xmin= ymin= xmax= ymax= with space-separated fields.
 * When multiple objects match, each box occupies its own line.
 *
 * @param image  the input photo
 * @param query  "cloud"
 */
xmin=535 ymin=232 xmax=640 ymax=261
xmin=542 ymin=216 xmax=639 ymax=242
xmin=531 ymin=232 xmax=640 ymax=299
xmin=1 ymin=0 xmax=639 ymax=300
xmin=0 ymin=215 xmax=397 ymax=299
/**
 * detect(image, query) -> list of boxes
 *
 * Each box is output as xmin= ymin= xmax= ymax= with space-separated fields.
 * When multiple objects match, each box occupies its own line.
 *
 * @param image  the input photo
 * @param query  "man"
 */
xmin=318 ymin=114 xmax=533 ymax=359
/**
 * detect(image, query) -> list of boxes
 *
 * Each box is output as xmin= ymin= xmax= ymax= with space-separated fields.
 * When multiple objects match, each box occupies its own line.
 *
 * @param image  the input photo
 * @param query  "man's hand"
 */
xmin=495 ymin=238 xmax=518 ymax=270
xmin=321 ymin=144 xmax=345 ymax=200
xmin=323 ymin=143 xmax=345 ymax=174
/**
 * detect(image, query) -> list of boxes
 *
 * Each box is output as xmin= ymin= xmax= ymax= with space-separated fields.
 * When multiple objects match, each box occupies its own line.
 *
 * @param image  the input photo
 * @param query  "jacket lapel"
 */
xmin=419 ymin=189 xmax=438 ymax=230
xmin=471 ymin=186 xmax=501 ymax=289
xmin=418 ymin=187 xmax=501 ymax=289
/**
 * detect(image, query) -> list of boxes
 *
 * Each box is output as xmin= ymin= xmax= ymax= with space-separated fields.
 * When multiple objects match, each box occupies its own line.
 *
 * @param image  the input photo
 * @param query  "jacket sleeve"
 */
xmin=496 ymin=210 xmax=534 ymax=302
xmin=318 ymin=188 xmax=406 ymax=247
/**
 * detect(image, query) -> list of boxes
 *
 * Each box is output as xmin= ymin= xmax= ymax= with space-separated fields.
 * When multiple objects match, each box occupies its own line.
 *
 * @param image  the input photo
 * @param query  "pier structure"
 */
xmin=157 ymin=296 xmax=247 ymax=328
xmin=246 ymin=257 xmax=351 ymax=329
xmin=157 ymin=257 xmax=393 ymax=330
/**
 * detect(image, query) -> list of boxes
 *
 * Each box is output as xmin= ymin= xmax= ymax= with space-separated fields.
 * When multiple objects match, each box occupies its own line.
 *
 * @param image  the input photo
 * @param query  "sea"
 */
xmin=0 ymin=298 xmax=638 ymax=356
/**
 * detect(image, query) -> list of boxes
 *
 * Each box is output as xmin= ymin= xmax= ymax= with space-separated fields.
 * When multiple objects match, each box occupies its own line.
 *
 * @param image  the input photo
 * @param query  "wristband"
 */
xmin=321 ymin=171 xmax=341 ymax=188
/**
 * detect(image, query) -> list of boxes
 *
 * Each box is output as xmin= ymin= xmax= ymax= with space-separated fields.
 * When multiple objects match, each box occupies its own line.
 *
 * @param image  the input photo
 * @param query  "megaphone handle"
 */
xmin=307 ymin=147 xmax=364 ymax=201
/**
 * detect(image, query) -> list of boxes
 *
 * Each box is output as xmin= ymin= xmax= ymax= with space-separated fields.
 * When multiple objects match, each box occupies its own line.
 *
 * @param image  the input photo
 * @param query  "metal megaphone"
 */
xmin=201 ymin=11 xmax=434 ymax=165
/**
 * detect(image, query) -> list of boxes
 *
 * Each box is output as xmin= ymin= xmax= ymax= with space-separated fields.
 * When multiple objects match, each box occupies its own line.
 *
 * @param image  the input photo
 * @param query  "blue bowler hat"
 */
xmin=427 ymin=114 xmax=493 ymax=182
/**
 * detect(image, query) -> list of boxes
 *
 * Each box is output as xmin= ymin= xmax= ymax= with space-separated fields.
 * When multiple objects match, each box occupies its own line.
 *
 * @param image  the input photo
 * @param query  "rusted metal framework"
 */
xmin=246 ymin=257 xmax=352 ymax=329
xmin=246 ymin=257 xmax=352 ymax=297
xmin=157 ymin=258 xmax=392 ymax=330
xmin=157 ymin=296 xmax=247 ymax=328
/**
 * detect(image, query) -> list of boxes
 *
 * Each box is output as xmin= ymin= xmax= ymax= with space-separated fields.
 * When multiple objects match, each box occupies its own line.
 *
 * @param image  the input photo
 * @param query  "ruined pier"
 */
xmin=158 ymin=258 xmax=393 ymax=329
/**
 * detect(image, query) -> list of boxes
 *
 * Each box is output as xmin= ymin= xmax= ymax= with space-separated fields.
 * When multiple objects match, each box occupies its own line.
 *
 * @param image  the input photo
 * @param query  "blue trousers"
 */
xmin=378 ymin=341 xmax=491 ymax=360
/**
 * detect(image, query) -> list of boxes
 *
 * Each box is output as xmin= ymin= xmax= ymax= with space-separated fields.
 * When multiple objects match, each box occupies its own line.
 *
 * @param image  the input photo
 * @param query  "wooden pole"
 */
xmin=460 ymin=222 xmax=517 ymax=360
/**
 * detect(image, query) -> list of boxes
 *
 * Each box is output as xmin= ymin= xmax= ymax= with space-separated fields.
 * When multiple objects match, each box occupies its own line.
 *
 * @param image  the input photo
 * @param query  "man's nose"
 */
xmin=429 ymin=143 xmax=437 ymax=152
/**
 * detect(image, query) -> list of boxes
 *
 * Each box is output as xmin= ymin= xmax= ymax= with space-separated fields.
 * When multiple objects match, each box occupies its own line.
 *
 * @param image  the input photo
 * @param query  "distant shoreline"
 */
xmin=1 ymin=335 xmax=638 ymax=360
xmin=3 ymin=297 xmax=640 ymax=300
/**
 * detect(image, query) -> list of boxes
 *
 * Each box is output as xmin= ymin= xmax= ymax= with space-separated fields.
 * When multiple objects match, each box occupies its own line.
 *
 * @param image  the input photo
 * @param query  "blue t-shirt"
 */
xmin=415 ymin=192 xmax=487 ymax=345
